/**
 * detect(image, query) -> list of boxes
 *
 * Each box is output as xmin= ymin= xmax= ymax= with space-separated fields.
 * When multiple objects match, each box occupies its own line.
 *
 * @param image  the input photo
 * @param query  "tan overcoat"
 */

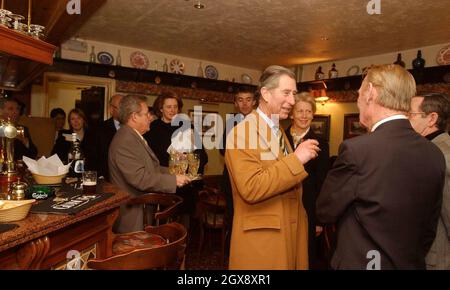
xmin=225 ymin=111 xmax=309 ymax=270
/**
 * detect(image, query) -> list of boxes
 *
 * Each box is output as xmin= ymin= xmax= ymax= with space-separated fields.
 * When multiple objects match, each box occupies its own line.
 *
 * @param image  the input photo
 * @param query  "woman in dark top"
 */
xmin=285 ymin=92 xmax=330 ymax=268
xmin=144 ymin=92 xmax=208 ymax=216
xmin=51 ymin=108 xmax=96 ymax=168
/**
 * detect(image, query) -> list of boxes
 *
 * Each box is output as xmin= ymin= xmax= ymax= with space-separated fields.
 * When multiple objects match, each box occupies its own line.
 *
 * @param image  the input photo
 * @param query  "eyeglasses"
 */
xmin=135 ymin=111 xmax=151 ymax=117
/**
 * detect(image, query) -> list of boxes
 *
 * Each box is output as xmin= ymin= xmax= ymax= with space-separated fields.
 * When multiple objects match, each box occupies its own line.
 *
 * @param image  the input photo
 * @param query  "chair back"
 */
xmin=127 ymin=193 xmax=183 ymax=227
xmin=198 ymin=187 xmax=226 ymax=229
xmin=87 ymin=222 xmax=187 ymax=270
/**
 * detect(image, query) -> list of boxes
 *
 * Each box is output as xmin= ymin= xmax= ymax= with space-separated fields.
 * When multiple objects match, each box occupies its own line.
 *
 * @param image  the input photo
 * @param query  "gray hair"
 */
xmin=419 ymin=93 xmax=450 ymax=131
xmin=118 ymin=95 xmax=147 ymax=124
xmin=258 ymin=65 xmax=296 ymax=93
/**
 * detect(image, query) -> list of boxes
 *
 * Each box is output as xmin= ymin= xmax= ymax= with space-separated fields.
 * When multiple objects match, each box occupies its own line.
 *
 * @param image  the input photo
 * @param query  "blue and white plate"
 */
xmin=205 ymin=65 xmax=218 ymax=79
xmin=97 ymin=51 xmax=114 ymax=65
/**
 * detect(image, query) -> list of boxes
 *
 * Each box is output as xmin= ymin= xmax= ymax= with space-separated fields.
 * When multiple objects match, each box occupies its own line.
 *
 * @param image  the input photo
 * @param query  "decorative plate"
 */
xmin=130 ymin=51 xmax=149 ymax=69
xmin=436 ymin=44 xmax=450 ymax=65
xmin=97 ymin=52 xmax=114 ymax=65
xmin=205 ymin=65 xmax=218 ymax=79
xmin=346 ymin=65 xmax=360 ymax=76
xmin=170 ymin=59 xmax=185 ymax=74
xmin=241 ymin=73 xmax=252 ymax=84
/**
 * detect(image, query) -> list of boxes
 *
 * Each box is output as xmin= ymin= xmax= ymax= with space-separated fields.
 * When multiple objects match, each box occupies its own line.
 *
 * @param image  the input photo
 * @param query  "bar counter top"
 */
xmin=0 ymin=182 xmax=129 ymax=253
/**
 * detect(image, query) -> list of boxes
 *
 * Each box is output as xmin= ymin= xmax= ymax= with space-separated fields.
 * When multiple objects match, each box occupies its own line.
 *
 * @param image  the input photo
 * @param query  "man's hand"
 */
xmin=176 ymin=175 xmax=191 ymax=187
xmin=294 ymin=139 xmax=320 ymax=164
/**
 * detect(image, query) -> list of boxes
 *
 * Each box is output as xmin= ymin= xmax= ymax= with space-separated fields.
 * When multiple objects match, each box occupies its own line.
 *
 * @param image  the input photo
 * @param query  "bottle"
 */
xmin=393 ymin=53 xmax=405 ymax=68
xmin=68 ymin=133 xmax=84 ymax=179
xmin=154 ymin=61 xmax=159 ymax=71
xmin=315 ymin=66 xmax=324 ymax=80
xmin=197 ymin=61 xmax=204 ymax=77
xmin=329 ymin=63 xmax=338 ymax=78
xmin=162 ymin=58 xmax=168 ymax=72
xmin=89 ymin=46 xmax=96 ymax=63
xmin=412 ymin=50 xmax=425 ymax=70
xmin=116 ymin=49 xmax=122 ymax=66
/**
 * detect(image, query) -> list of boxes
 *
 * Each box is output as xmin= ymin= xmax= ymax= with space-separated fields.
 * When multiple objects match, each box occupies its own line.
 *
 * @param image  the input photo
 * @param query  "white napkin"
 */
xmin=23 ymin=154 xmax=70 ymax=176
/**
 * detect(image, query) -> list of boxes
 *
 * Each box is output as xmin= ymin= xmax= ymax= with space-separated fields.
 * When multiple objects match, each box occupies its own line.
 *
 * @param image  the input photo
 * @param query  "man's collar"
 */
xmin=256 ymin=107 xmax=278 ymax=131
xmin=371 ymin=115 xmax=407 ymax=132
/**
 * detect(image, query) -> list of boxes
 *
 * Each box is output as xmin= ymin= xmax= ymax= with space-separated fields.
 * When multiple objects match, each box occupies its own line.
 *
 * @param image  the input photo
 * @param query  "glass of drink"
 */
xmin=82 ymin=171 xmax=97 ymax=195
xmin=178 ymin=153 xmax=188 ymax=175
xmin=187 ymin=153 xmax=200 ymax=177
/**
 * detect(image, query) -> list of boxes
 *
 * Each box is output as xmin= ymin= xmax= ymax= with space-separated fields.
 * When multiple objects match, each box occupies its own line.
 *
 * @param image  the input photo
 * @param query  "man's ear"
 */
xmin=260 ymin=87 xmax=270 ymax=103
xmin=428 ymin=112 xmax=439 ymax=128
xmin=366 ymin=82 xmax=376 ymax=104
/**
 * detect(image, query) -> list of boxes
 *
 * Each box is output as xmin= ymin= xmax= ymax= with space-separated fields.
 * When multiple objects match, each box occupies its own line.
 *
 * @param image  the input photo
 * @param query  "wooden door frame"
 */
xmin=43 ymin=72 xmax=116 ymax=120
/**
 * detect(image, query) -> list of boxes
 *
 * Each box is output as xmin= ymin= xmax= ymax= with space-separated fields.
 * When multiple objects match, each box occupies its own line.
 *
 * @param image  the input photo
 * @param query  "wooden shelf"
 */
xmin=298 ymin=65 xmax=450 ymax=92
xmin=47 ymin=58 xmax=257 ymax=95
xmin=0 ymin=26 xmax=55 ymax=65
xmin=0 ymin=26 xmax=56 ymax=90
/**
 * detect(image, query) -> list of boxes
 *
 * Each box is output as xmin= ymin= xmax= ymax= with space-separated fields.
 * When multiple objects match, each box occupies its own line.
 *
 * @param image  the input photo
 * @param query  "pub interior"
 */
xmin=0 ymin=0 xmax=449 ymax=271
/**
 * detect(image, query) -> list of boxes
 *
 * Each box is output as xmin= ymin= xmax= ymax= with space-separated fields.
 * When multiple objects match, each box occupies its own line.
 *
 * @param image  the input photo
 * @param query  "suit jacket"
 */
xmin=426 ymin=132 xmax=450 ymax=269
xmin=317 ymin=119 xmax=445 ymax=269
xmin=285 ymin=126 xmax=329 ymax=263
xmin=96 ymin=118 xmax=118 ymax=180
xmin=225 ymin=111 xmax=309 ymax=270
xmin=14 ymin=125 xmax=37 ymax=160
xmin=109 ymin=125 xmax=177 ymax=233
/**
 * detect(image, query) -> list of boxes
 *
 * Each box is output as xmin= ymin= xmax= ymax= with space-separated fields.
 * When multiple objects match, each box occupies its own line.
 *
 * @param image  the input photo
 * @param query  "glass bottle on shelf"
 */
xmin=197 ymin=62 xmax=204 ymax=77
xmin=89 ymin=46 xmax=96 ymax=63
xmin=116 ymin=49 xmax=122 ymax=66
xmin=162 ymin=58 xmax=169 ymax=72
xmin=315 ymin=66 xmax=324 ymax=80
xmin=393 ymin=53 xmax=405 ymax=68
xmin=68 ymin=133 xmax=84 ymax=179
xmin=412 ymin=50 xmax=425 ymax=70
xmin=329 ymin=63 xmax=338 ymax=79
xmin=155 ymin=61 xmax=159 ymax=71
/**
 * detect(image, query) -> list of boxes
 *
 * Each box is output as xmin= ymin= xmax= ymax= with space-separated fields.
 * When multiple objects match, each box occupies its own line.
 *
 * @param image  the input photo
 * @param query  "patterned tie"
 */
xmin=277 ymin=129 xmax=287 ymax=156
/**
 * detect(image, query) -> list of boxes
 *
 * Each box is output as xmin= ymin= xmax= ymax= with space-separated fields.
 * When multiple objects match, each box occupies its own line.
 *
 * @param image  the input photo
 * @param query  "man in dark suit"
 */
xmin=96 ymin=94 xmax=122 ymax=180
xmin=316 ymin=64 xmax=445 ymax=270
xmin=0 ymin=98 xmax=37 ymax=160
xmin=109 ymin=95 xmax=190 ymax=233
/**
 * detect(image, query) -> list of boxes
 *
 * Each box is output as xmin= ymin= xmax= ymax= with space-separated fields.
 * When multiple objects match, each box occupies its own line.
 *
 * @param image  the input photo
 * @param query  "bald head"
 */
xmin=110 ymin=94 xmax=123 ymax=120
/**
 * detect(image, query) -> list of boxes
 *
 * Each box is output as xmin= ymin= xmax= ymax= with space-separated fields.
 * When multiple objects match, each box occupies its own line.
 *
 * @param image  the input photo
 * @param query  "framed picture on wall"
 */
xmin=188 ymin=110 xmax=219 ymax=137
xmin=311 ymin=114 xmax=331 ymax=141
xmin=344 ymin=113 xmax=367 ymax=139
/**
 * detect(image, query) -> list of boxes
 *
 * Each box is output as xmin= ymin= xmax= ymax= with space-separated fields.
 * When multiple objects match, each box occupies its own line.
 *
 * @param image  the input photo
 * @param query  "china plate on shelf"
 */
xmin=205 ymin=65 xmax=218 ymax=79
xmin=130 ymin=51 xmax=149 ymax=69
xmin=436 ymin=44 xmax=450 ymax=65
xmin=97 ymin=51 xmax=114 ymax=65
xmin=346 ymin=65 xmax=360 ymax=76
xmin=241 ymin=73 xmax=252 ymax=84
xmin=170 ymin=59 xmax=185 ymax=74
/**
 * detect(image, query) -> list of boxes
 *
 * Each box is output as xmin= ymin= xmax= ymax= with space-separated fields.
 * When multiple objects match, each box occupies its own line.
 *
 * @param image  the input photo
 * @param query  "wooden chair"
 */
xmin=196 ymin=186 xmax=228 ymax=264
xmin=127 ymin=193 xmax=183 ymax=227
xmin=87 ymin=222 xmax=187 ymax=270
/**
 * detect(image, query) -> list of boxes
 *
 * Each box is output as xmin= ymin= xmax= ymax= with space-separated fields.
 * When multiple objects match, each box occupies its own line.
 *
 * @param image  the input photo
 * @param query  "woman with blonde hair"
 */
xmin=285 ymin=92 xmax=330 ymax=269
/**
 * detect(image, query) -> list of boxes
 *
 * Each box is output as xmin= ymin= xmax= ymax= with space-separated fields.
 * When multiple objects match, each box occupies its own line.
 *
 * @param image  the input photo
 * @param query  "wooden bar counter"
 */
xmin=0 ymin=183 xmax=130 ymax=270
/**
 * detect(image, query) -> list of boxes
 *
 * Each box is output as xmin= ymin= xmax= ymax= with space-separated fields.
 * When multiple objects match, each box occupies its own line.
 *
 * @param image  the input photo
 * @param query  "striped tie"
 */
xmin=277 ymin=129 xmax=287 ymax=156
